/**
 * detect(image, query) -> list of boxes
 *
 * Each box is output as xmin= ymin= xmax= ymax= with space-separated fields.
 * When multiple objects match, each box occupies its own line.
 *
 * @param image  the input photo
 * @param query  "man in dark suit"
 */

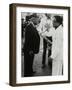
xmin=24 ymin=14 xmax=40 ymax=77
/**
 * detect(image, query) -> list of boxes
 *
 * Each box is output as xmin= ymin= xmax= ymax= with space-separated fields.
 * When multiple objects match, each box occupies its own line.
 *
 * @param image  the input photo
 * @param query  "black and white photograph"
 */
xmin=9 ymin=3 xmax=70 ymax=86
xmin=21 ymin=12 xmax=63 ymax=77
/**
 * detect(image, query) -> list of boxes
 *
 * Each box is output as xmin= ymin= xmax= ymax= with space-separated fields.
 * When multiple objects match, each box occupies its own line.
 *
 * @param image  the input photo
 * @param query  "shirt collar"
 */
xmin=56 ymin=24 xmax=63 ymax=30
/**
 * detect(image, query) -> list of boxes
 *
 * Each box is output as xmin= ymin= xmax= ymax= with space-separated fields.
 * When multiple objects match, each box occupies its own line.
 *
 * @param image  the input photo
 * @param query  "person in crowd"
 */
xmin=22 ymin=15 xmax=31 ymax=53
xmin=42 ymin=15 xmax=63 ymax=75
xmin=21 ymin=15 xmax=30 ymax=39
xmin=37 ymin=14 xmax=53 ymax=68
xmin=23 ymin=13 xmax=40 ymax=77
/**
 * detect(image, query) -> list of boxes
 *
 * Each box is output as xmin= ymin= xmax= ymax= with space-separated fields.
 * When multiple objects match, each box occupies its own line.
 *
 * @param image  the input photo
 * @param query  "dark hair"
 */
xmin=45 ymin=14 xmax=51 ymax=19
xmin=54 ymin=16 xmax=63 ymax=25
xmin=26 ymin=15 xmax=31 ymax=21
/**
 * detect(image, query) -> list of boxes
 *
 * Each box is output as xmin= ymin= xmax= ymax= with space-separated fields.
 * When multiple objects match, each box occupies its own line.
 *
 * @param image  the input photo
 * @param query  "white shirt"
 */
xmin=42 ymin=25 xmax=63 ymax=59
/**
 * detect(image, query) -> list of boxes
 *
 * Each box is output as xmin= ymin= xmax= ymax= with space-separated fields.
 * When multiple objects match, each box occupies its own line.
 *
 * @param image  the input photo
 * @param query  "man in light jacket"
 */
xmin=42 ymin=15 xmax=63 ymax=75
